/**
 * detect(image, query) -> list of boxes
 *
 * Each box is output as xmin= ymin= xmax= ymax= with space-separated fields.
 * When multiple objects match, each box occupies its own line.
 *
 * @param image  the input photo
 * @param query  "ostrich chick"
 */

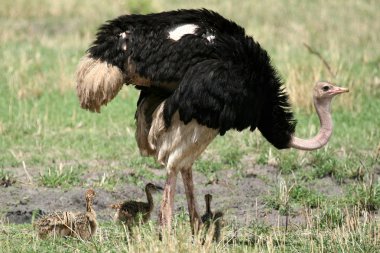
xmin=34 ymin=189 xmax=97 ymax=240
xmin=34 ymin=211 xmax=76 ymax=239
xmin=201 ymin=194 xmax=224 ymax=242
xmin=72 ymin=189 xmax=97 ymax=240
xmin=110 ymin=183 xmax=163 ymax=229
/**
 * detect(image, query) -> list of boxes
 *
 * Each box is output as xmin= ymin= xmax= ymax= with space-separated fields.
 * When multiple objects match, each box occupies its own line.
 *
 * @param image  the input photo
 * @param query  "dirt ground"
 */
xmin=0 ymin=163 xmax=372 ymax=228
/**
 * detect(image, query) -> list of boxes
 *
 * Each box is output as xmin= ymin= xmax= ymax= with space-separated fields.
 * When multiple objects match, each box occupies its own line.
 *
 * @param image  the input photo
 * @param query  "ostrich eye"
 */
xmin=322 ymin=86 xmax=330 ymax=91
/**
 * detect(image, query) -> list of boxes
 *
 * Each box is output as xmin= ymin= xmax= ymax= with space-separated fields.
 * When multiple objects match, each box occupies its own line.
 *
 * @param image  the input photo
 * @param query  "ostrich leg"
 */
xmin=159 ymin=170 xmax=178 ymax=230
xmin=181 ymin=168 xmax=201 ymax=234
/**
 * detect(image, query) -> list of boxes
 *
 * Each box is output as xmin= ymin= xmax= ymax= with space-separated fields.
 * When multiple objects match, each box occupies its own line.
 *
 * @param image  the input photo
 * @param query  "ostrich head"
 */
xmin=145 ymin=183 xmax=164 ymax=193
xmin=85 ymin=189 xmax=96 ymax=200
xmin=289 ymin=81 xmax=348 ymax=151
xmin=313 ymin=81 xmax=349 ymax=101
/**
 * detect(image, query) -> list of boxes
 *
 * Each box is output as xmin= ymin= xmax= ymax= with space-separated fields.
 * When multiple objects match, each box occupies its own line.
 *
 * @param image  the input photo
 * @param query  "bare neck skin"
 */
xmin=289 ymin=97 xmax=332 ymax=150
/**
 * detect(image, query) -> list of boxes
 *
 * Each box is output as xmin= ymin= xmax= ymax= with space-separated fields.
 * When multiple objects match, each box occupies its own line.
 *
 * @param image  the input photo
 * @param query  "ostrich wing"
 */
xmin=163 ymin=59 xmax=261 ymax=135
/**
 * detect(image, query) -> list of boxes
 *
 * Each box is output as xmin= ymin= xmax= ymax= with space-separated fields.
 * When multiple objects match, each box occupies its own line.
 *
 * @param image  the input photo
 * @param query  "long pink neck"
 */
xmin=289 ymin=98 xmax=333 ymax=150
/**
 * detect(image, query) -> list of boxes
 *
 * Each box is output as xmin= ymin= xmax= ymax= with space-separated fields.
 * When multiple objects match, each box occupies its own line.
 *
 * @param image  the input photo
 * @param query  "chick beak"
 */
xmin=155 ymin=185 xmax=164 ymax=191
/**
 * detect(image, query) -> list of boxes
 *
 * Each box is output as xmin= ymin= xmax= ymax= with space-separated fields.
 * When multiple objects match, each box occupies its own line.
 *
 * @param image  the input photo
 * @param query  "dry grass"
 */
xmin=1 ymin=208 xmax=379 ymax=252
xmin=154 ymin=0 xmax=379 ymax=111
xmin=1 ymin=0 xmax=378 ymax=111
xmin=0 ymin=5 xmax=376 ymax=138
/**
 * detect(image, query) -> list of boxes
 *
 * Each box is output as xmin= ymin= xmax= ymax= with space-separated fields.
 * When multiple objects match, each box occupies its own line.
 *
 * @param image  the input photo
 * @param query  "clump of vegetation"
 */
xmin=264 ymin=178 xmax=293 ymax=216
xmin=265 ymin=179 xmax=325 ymax=215
xmin=125 ymin=156 xmax=161 ymax=170
xmin=290 ymin=185 xmax=325 ymax=208
xmin=346 ymin=174 xmax=380 ymax=211
xmin=195 ymin=159 xmax=223 ymax=182
xmin=126 ymin=169 xmax=159 ymax=187
xmin=0 ymin=169 xmax=11 ymax=179
xmin=310 ymin=151 xmax=339 ymax=178
xmin=0 ymin=169 xmax=16 ymax=187
xmin=93 ymin=172 xmax=126 ymax=190
xmin=314 ymin=206 xmax=344 ymax=229
xmin=247 ymin=221 xmax=271 ymax=244
xmin=38 ymin=164 xmax=85 ymax=188
xmin=307 ymin=151 xmax=356 ymax=182
xmin=277 ymin=151 xmax=303 ymax=174
xmin=219 ymin=148 xmax=243 ymax=167
xmin=256 ymin=151 xmax=269 ymax=165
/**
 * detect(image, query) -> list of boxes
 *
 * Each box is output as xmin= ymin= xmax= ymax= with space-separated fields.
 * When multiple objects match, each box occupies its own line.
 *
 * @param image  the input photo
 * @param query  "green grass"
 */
xmin=0 ymin=169 xmax=13 ymax=179
xmin=1 ymin=213 xmax=379 ymax=252
xmin=38 ymin=164 xmax=87 ymax=188
xmin=1 ymin=0 xmax=380 ymax=251
xmin=346 ymin=176 xmax=380 ymax=211
xmin=313 ymin=206 xmax=345 ymax=229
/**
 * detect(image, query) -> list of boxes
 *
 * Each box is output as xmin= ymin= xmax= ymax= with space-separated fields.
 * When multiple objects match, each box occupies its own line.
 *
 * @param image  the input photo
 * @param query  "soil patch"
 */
xmin=0 ymin=163 xmax=370 ymax=228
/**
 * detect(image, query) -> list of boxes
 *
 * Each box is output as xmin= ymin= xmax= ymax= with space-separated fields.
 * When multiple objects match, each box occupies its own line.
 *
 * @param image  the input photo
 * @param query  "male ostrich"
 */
xmin=76 ymin=9 xmax=348 ymax=232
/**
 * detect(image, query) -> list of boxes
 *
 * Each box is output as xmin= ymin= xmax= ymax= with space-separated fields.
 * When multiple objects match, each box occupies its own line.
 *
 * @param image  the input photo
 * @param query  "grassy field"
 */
xmin=1 ymin=0 xmax=380 ymax=252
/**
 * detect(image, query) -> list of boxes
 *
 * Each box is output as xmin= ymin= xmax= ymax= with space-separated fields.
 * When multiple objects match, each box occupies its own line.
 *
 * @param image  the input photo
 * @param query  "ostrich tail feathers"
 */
xmin=76 ymin=55 xmax=125 ymax=113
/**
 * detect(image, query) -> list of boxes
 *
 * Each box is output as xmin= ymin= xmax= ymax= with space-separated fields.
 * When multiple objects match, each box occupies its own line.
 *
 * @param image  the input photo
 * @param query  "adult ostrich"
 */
xmin=76 ymin=9 xmax=348 ymax=232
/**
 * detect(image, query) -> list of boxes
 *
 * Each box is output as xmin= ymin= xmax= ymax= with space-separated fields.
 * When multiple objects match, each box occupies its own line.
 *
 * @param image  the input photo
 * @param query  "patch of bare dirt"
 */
xmin=0 ymin=164 xmax=356 ymax=227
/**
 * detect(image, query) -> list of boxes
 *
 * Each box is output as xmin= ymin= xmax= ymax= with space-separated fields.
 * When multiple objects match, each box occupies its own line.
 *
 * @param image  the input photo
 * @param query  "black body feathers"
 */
xmin=87 ymin=9 xmax=296 ymax=149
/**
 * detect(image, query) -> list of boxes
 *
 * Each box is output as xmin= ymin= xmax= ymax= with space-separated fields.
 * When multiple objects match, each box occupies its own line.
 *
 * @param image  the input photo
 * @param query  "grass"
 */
xmin=0 ymin=211 xmax=379 ymax=252
xmin=38 ymin=164 xmax=86 ymax=188
xmin=346 ymin=175 xmax=380 ymax=211
xmin=0 ymin=0 xmax=379 ymax=251
xmin=0 ymin=169 xmax=13 ymax=179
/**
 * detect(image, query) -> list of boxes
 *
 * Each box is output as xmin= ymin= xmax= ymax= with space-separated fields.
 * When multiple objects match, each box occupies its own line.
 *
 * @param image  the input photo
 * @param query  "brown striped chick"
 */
xmin=72 ymin=189 xmax=97 ymax=240
xmin=34 ymin=189 xmax=97 ymax=240
xmin=33 ymin=211 xmax=76 ymax=239
xmin=110 ymin=183 xmax=162 ymax=231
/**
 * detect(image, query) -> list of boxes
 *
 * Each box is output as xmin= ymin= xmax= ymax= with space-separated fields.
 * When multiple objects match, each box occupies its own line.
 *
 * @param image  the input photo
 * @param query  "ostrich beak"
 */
xmin=331 ymin=86 xmax=349 ymax=95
